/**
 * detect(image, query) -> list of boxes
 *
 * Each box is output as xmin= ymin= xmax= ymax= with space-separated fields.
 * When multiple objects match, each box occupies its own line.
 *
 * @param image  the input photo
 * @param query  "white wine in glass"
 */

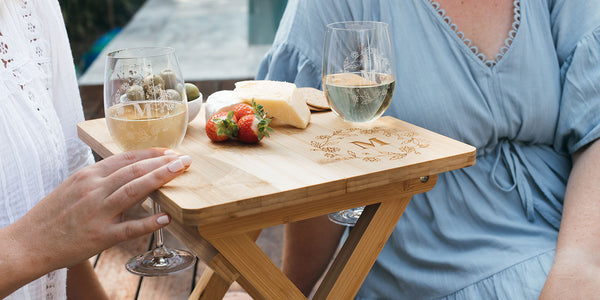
xmin=106 ymin=100 xmax=187 ymax=150
xmin=322 ymin=21 xmax=396 ymax=226
xmin=104 ymin=47 xmax=196 ymax=276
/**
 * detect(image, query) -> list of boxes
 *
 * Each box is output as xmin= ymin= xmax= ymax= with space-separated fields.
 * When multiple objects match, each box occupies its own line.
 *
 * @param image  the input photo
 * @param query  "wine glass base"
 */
xmin=126 ymin=247 xmax=196 ymax=276
xmin=328 ymin=207 xmax=364 ymax=226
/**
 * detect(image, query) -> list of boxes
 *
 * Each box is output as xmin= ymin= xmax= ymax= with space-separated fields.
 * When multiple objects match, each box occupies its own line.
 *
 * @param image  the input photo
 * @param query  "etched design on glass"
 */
xmin=343 ymin=47 xmax=392 ymax=76
xmin=310 ymin=127 xmax=430 ymax=162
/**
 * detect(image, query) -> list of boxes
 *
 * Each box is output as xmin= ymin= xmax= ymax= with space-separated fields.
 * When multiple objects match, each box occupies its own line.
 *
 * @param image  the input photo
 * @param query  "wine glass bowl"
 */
xmin=104 ymin=47 xmax=188 ymax=151
xmin=322 ymin=21 xmax=396 ymax=123
xmin=104 ymin=47 xmax=196 ymax=276
xmin=322 ymin=21 xmax=396 ymax=226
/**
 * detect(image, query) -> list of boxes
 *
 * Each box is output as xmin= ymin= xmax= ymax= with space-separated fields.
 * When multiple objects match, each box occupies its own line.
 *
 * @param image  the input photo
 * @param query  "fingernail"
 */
xmin=167 ymin=159 xmax=185 ymax=172
xmin=179 ymin=155 xmax=192 ymax=167
xmin=157 ymin=214 xmax=170 ymax=225
xmin=164 ymin=149 xmax=178 ymax=155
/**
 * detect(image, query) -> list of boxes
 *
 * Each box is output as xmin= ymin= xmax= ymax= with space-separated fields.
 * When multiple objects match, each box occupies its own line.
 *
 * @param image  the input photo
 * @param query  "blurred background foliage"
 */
xmin=59 ymin=0 xmax=146 ymax=76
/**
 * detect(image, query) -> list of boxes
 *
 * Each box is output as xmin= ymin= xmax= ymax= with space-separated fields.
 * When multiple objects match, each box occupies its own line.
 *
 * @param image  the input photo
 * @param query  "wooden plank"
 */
xmin=313 ymin=194 xmax=416 ymax=299
xmin=94 ymin=234 xmax=149 ymax=299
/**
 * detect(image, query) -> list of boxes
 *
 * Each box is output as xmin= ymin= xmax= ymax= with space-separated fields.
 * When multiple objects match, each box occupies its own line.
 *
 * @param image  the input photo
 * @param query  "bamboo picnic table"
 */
xmin=77 ymin=110 xmax=476 ymax=300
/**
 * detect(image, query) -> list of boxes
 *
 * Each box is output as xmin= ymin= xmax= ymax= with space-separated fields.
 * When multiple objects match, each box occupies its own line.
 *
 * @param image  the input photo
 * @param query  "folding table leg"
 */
xmin=313 ymin=194 xmax=414 ymax=299
xmin=235 ymin=275 xmax=266 ymax=300
xmin=188 ymin=230 xmax=263 ymax=300
xmin=188 ymin=254 xmax=238 ymax=300
xmin=208 ymin=233 xmax=306 ymax=300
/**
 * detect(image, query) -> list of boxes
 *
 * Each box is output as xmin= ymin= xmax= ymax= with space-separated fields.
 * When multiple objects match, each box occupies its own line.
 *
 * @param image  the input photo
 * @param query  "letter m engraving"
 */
xmin=351 ymin=138 xmax=390 ymax=149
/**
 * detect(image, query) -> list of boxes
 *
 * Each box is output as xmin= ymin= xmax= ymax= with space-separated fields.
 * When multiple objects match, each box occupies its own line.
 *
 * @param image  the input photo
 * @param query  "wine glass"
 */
xmin=322 ymin=21 xmax=396 ymax=226
xmin=104 ymin=47 xmax=196 ymax=276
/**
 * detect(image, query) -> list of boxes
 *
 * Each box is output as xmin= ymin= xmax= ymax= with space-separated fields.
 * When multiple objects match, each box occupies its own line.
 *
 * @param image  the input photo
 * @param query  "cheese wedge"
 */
xmin=204 ymin=90 xmax=242 ymax=122
xmin=234 ymin=80 xmax=311 ymax=128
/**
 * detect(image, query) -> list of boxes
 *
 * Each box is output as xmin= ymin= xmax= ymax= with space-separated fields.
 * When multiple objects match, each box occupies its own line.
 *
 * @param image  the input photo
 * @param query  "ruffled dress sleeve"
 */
xmin=256 ymin=43 xmax=322 ymax=88
xmin=254 ymin=0 xmax=331 ymax=88
xmin=554 ymin=26 xmax=600 ymax=154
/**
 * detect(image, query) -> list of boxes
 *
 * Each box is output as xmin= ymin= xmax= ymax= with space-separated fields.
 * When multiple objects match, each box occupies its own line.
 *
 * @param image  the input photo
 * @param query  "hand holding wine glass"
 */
xmin=322 ymin=21 xmax=396 ymax=226
xmin=0 ymin=148 xmax=190 ymax=298
xmin=104 ymin=47 xmax=196 ymax=276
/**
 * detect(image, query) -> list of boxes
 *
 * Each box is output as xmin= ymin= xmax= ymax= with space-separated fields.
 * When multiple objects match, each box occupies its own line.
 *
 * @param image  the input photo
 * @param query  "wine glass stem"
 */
xmin=152 ymin=200 xmax=165 ymax=250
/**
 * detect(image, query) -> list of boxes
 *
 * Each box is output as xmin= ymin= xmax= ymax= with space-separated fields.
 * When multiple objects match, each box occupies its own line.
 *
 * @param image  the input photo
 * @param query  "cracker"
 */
xmin=307 ymin=105 xmax=330 ymax=112
xmin=297 ymin=87 xmax=330 ymax=111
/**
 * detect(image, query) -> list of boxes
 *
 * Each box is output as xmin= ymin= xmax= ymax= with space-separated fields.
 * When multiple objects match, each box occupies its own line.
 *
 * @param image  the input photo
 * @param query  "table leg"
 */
xmin=189 ymin=254 xmax=265 ymax=300
xmin=235 ymin=275 xmax=265 ymax=300
xmin=189 ymin=256 xmax=236 ymax=300
xmin=208 ymin=233 xmax=306 ymax=300
xmin=313 ymin=195 xmax=413 ymax=299
xmin=188 ymin=230 xmax=263 ymax=300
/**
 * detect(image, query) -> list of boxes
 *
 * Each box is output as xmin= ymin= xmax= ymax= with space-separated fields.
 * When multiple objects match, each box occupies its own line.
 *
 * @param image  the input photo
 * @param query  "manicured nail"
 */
xmin=179 ymin=155 xmax=192 ymax=167
xmin=157 ymin=214 xmax=170 ymax=225
xmin=167 ymin=159 xmax=185 ymax=172
xmin=164 ymin=149 xmax=178 ymax=155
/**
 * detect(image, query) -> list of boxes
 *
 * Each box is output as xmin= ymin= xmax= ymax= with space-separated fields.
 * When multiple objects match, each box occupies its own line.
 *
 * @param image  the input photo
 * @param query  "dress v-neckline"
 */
xmin=423 ymin=0 xmax=522 ymax=69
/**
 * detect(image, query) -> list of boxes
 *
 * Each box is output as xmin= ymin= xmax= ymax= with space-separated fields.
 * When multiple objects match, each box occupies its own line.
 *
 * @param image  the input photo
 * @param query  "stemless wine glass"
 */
xmin=322 ymin=21 xmax=396 ymax=226
xmin=104 ymin=47 xmax=196 ymax=276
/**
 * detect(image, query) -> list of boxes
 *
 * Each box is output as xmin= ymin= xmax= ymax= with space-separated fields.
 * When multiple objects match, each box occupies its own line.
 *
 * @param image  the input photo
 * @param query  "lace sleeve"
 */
xmin=47 ymin=0 xmax=94 ymax=174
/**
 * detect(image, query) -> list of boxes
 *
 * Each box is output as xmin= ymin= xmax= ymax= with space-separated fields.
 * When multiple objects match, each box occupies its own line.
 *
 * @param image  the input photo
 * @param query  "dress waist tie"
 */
xmin=490 ymin=139 xmax=536 ymax=222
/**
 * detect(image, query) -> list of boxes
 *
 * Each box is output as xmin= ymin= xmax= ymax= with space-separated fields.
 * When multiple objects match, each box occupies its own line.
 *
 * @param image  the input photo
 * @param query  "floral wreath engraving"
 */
xmin=310 ymin=127 xmax=430 ymax=162
xmin=343 ymin=47 xmax=391 ymax=74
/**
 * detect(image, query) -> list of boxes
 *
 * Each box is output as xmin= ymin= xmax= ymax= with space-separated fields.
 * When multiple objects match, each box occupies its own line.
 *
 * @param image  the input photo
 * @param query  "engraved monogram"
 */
xmin=310 ymin=127 xmax=430 ymax=162
xmin=351 ymin=138 xmax=390 ymax=149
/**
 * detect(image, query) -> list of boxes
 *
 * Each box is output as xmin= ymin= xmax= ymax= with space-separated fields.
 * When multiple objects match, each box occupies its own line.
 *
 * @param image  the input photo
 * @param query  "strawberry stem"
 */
xmin=213 ymin=110 xmax=238 ymax=138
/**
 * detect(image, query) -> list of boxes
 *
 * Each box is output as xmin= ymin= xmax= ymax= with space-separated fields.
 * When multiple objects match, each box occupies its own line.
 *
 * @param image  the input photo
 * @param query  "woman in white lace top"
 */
xmin=0 ymin=1 xmax=192 ymax=299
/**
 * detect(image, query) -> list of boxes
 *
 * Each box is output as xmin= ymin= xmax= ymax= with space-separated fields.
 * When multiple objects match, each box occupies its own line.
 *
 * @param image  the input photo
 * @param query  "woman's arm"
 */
xmin=67 ymin=261 xmax=109 ymax=300
xmin=540 ymin=139 xmax=600 ymax=298
xmin=0 ymin=148 xmax=191 ymax=298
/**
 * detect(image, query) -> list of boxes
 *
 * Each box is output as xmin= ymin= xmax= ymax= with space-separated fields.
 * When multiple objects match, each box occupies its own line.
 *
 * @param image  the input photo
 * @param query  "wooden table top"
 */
xmin=78 ymin=111 xmax=476 ymax=226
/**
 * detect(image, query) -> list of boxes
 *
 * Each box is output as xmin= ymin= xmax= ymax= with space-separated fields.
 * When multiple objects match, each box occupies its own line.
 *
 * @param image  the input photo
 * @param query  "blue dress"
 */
xmin=256 ymin=0 xmax=600 ymax=298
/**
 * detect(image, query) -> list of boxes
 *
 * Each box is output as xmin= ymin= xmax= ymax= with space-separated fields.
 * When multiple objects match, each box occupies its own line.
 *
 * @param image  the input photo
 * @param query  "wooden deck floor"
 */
xmin=80 ymin=83 xmax=284 ymax=299
xmin=88 ymin=203 xmax=283 ymax=299
xmin=89 ymin=204 xmax=196 ymax=300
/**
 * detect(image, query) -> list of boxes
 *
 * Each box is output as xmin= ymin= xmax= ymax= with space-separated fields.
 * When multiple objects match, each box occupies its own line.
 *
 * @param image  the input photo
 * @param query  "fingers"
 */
xmin=105 ymin=155 xmax=192 ymax=212
xmin=109 ymin=213 xmax=171 ymax=243
xmin=102 ymin=154 xmax=180 ymax=196
xmin=94 ymin=148 xmax=169 ymax=177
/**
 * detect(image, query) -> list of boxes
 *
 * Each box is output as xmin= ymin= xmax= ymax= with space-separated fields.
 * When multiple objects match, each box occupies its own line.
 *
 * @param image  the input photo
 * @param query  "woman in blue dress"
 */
xmin=256 ymin=0 xmax=600 ymax=298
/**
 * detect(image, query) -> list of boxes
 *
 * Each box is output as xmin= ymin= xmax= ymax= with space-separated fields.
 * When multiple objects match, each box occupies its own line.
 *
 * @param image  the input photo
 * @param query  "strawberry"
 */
xmin=232 ymin=102 xmax=254 ymax=120
xmin=236 ymin=114 xmax=273 ymax=143
xmin=205 ymin=111 xmax=238 ymax=142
